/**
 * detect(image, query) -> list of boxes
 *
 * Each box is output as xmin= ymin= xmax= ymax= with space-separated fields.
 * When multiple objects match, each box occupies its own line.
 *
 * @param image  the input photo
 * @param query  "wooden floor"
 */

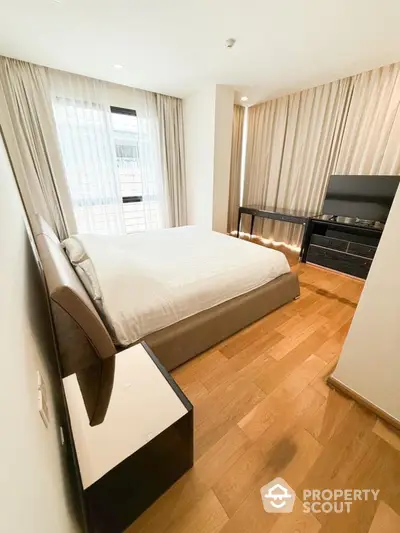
xmin=126 ymin=262 xmax=400 ymax=533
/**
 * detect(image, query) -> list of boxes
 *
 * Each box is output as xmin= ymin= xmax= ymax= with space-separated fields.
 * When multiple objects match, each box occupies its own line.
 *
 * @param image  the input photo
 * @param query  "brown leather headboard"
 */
xmin=35 ymin=216 xmax=117 ymax=426
xmin=35 ymin=216 xmax=116 ymax=377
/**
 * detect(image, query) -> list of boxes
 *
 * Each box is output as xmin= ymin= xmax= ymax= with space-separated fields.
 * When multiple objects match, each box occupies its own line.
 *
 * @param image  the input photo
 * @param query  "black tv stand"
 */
xmin=302 ymin=216 xmax=383 ymax=280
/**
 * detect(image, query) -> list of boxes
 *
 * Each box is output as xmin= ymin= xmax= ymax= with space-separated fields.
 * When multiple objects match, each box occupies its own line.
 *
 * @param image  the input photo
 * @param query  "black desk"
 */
xmin=237 ymin=205 xmax=320 ymax=257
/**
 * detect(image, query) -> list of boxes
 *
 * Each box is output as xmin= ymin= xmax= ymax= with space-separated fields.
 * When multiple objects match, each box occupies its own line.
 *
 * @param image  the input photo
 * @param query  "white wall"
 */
xmin=0 ymin=134 xmax=80 ymax=533
xmin=183 ymin=86 xmax=216 ymax=229
xmin=184 ymin=84 xmax=234 ymax=232
xmin=212 ymin=85 xmax=234 ymax=233
xmin=332 ymin=186 xmax=400 ymax=421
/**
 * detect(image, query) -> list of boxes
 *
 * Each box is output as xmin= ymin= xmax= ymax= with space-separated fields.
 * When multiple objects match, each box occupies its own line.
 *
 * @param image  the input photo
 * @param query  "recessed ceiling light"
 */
xmin=225 ymin=38 xmax=236 ymax=49
xmin=114 ymin=64 xmax=123 ymax=69
xmin=241 ymin=96 xmax=249 ymax=102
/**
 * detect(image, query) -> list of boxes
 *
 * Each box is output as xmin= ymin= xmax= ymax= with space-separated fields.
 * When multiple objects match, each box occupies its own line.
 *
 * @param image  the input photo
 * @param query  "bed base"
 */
xmin=143 ymin=272 xmax=299 ymax=371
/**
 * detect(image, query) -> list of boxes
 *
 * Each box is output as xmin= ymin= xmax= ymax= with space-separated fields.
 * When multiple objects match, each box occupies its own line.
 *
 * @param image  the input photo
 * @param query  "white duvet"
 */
xmin=64 ymin=226 xmax=290 ymax=346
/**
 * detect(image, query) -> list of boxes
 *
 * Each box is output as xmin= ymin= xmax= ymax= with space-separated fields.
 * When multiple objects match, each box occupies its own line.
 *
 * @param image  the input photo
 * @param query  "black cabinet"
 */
xmin=310 ymin=234 xmax=348 ymax=252
xmin=302 ymin=218 xmax=382 ymax=280
xmin=347 ymin=241 xmax=377 ymax=259
xmin=307 ymin=245 xmax=372 ymax=279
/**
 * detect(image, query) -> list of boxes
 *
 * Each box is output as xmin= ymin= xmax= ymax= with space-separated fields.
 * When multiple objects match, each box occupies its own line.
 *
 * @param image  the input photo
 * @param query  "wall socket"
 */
xmin=37 ymin=371 xmax=50 ymax=427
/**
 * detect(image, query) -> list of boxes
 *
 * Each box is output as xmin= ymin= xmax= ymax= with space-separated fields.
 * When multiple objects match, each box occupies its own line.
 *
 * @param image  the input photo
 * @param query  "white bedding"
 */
xmin=64 ymin=226 xmax=290 ymax=346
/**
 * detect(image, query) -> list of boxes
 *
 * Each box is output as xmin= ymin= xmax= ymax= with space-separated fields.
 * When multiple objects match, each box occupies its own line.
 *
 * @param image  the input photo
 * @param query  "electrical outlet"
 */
xmin=37 ymin=371 xmax=50 ymax=427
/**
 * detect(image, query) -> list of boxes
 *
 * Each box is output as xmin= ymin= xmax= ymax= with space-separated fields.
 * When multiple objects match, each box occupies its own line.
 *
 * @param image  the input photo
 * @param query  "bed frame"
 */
xmin=35 ymin=217 xmax=300 ymax=425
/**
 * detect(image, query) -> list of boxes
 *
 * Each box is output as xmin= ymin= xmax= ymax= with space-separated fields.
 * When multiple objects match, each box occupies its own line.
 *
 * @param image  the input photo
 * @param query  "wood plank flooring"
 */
xmin=126 ymin=262 xmax=400 ymax=533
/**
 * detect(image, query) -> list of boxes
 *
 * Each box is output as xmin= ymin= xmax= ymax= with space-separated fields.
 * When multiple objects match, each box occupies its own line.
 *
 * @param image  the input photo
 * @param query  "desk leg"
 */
xmin=237 ymin=211 xmax=242 ymax=238
xmin=300 ymin=219 xmax=312 ymax=263
xmin=250 ymin=215 xmax=255 ymax=238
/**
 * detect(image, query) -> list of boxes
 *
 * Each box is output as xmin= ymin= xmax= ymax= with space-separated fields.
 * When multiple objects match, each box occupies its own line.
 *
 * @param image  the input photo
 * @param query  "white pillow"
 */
xmin=62 ymin=236 xmax=103 ymax=303
xmin=76 ymin=259 xmax=103 ymax=302
xmin=63 ymin=236 xmax=86 ymax=264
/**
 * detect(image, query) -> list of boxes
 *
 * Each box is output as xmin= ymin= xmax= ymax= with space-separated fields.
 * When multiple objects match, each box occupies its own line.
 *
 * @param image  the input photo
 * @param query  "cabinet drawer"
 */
xmin=347 ymin=241 xmax=377 ymax=259
xmin=310 ymin=234 xmax=348 ymax=252
xmin=307 ymin=245 xmax=372 ymax=279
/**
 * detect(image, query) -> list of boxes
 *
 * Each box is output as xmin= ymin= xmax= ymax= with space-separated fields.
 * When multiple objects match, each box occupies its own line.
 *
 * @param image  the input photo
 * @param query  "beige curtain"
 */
xmin=336 ymin=63 xmax=400 ymax=174
xmin=156 ymin=94 xmax=187 ymax=226
xmin=244 ymin=78 xmax=353 ymax=246
xmin=0 ymin=56 xmax=76 ymax=238
xmin=228 ymin=105 xmax=245 ymax=233
xmin=243 ymin=61 xmax=400 ymax=247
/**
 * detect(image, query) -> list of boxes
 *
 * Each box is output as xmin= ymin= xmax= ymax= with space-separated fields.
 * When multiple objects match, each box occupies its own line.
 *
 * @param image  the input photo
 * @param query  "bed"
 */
xmin=35 ymin=217 xmax=299 ymax=425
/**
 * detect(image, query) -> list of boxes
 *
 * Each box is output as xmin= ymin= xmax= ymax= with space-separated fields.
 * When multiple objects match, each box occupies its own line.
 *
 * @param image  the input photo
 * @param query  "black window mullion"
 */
xmin=122 ymin=196 xmax=143 ymax=203
xmin=110 ymin=106 xmax=137 ymax=116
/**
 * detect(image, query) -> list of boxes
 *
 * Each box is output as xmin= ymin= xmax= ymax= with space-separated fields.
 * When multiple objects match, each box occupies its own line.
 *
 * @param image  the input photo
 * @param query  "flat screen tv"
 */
xmin=322 ymin=175 xmax=400 ymax=223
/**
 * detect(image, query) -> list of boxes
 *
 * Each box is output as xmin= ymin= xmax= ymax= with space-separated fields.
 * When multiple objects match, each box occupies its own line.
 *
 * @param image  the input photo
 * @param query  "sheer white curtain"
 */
xmin=50 ymin=72 xmax=168 ymax=234
xmin=135 ymin=90 xmax=170 ymax=229
xmin=50 ymin=72 xmax=125 ymax=235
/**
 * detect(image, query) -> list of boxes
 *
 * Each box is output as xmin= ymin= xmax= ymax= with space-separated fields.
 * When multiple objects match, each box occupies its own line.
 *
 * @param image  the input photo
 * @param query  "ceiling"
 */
xmin=1 ymin=0 xmax=400 ymax=104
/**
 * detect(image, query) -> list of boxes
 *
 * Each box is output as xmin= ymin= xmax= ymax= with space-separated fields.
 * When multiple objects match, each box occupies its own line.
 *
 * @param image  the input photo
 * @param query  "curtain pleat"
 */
xmin=0 ymin=56 xmax=76 ymax=239
xmin=156 ymin=94 xmax=187 ymax=227
xmin=336 ymin=63 xmax=400 ymax=175
xmin=227 ymin=105 xmax=244 ymax=233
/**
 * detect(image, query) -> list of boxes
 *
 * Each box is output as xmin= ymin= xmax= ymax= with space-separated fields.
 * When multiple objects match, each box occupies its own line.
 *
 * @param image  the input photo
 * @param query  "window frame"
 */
xmin=110 ymin=106 xmax=142 ymax=204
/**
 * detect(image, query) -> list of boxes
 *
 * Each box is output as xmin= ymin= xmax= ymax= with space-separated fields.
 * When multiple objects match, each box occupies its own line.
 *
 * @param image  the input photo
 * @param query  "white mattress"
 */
xmin=64 ymin=226 xmax=290 ymax=346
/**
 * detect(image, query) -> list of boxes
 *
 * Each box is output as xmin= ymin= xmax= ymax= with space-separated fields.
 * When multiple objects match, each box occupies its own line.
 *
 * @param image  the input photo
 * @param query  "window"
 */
xmin=53 ymin=98 xmax=126 ymax=235
xmin=53 ymin=97 xmax=163 ymax=235
xmin=111 ymin=106 xmax=161 ymax=233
